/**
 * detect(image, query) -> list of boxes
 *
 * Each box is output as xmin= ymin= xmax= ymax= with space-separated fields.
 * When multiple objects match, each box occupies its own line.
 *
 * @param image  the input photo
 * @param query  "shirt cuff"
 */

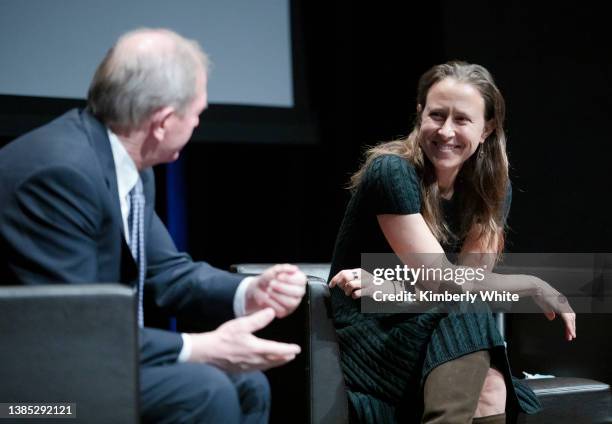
xmin=177 ymin=333 xmax=192 ymax=363
xmin=233 ymin=276 xmax=256 ymax=317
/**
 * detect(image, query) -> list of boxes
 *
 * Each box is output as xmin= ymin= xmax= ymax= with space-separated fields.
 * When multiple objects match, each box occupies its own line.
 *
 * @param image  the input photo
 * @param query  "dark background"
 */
xmin=180 ymin=0 xmax=612 ymax=265
xmin=167 ymin=0 xmax=612 ymax=400
xmin=3 ymin=2 xmax=610 ymax=263
xmin=1 ymin=0 xmax=611 ymax=419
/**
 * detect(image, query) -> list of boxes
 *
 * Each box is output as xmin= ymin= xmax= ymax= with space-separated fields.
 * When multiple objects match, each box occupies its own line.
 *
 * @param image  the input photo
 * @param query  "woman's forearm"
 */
xmin=413 ymin=253 xmax=540 ymax=298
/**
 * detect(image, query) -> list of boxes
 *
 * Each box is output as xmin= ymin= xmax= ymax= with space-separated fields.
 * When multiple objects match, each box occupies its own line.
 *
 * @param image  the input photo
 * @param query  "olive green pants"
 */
xmin=421 ymin=350 xmax=506 ymax=424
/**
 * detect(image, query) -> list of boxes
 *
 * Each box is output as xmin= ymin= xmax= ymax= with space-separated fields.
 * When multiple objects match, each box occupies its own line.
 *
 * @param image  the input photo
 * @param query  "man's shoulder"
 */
xmin=0 ymin=109 xmax=106 ymax=180
xmin=4 ymin=108 xmax=89 ymax=152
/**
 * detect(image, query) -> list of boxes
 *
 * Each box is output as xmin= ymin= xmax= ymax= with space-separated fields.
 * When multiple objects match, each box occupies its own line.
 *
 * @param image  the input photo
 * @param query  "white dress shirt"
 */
xmin=107 ymin=129 xmax=252 ymax=362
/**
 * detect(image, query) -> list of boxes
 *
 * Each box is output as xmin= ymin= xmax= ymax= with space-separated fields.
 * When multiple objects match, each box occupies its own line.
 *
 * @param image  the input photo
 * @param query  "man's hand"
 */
xmin=245 ymin=264 xmax=307 ymax=318
xmin=188 ymin=308 xmax=301 ymax=372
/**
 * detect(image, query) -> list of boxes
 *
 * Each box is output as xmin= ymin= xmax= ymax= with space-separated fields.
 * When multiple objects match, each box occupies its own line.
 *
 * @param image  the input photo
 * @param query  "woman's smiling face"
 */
xmin=418 ymin=77 xmax=492 ymax=179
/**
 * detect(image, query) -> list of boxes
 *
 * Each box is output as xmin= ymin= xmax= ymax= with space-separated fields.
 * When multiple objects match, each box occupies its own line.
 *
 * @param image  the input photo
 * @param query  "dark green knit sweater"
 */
xmin=329 ymin=154 xmax=540 ymax=423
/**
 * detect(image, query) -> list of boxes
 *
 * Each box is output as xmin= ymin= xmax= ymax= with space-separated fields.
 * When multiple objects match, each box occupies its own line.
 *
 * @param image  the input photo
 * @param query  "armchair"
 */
xmin=0 ymin=284 xmax=139 ymax=423
xmin=233 ymin=263 xmax=612 ymax=424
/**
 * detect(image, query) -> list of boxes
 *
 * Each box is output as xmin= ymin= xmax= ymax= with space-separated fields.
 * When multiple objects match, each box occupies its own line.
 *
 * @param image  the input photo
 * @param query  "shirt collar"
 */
xmin=107 ymin=128 xmax=140 ymax=200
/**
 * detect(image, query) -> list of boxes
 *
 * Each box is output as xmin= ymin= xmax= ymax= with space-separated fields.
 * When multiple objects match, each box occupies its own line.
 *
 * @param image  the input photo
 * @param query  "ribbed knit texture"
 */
xmin=329 ymin=154 xmax=540 ymax=423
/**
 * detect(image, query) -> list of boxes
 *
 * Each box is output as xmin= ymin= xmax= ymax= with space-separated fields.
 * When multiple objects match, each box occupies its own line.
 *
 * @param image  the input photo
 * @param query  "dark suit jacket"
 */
xmin=0 ymin=108 xmax=243 ymax=365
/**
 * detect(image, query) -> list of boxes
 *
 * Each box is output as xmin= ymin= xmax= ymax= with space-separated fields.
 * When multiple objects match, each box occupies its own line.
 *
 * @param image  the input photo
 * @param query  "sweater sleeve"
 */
xmin=362 ymin=154 xmax=421 ymax=215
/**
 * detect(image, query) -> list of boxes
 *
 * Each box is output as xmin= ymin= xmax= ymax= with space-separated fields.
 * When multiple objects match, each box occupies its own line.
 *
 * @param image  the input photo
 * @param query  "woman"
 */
xmin=328 ymin=61 xmax=576 ymax=424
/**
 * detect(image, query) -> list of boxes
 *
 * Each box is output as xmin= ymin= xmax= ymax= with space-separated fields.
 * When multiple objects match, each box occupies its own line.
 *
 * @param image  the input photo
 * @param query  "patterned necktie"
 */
xmin=128 ymin=178 xmax=146 ymax=328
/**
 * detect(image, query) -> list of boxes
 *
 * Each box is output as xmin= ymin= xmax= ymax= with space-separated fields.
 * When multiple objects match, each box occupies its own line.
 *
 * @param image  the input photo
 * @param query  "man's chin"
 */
xmin=153 ymin=150 xmax=181 ymax=166
xmin=164 ymin=151 xmax=180 ymax=163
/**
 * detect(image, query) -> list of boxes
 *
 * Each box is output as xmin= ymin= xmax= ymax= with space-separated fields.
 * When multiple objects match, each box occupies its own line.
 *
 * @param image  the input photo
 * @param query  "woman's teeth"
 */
xmin=434 ymin=142 xmax=459 ymax=151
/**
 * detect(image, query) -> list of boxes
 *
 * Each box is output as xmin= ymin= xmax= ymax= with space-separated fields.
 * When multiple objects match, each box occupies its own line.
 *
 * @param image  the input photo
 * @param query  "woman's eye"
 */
xmin=429 ymin=112 xmax=444 ymax=120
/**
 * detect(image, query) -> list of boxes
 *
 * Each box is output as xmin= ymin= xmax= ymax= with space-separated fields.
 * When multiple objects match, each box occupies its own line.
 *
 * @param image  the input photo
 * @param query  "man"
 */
xmin=0 ymin=28 xmax=306 ymax=423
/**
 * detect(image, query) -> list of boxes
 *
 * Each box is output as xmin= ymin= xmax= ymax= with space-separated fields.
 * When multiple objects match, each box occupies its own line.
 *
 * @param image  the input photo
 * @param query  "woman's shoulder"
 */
xmin=364 ymin=154 xmax=419 ymax=185
xmin=361 ymin=154 xmax=422 ymax=213
xmin=367 ymin=153 xmax=416 ymax=175
xmin=368 ymin=153 xmax=415 ymax=169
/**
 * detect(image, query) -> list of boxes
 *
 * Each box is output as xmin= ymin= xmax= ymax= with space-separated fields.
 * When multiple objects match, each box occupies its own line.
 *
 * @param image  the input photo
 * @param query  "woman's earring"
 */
xmin=478 ymin=145 xmax=485 ymax=160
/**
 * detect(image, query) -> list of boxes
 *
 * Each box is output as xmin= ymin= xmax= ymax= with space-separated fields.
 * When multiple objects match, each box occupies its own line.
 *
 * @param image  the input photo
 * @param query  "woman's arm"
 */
xmin=457 ymin=224 xmax=575 ymax=339
xmin=331 ymin=214 xmax=531 ymax=296
xmin=378 ymin=213 xmax=540 ymax=296
xmin=377 ymin=213 xmax=575 ymax=340
xmin=458 ymin=224 xmax=499 ymax=269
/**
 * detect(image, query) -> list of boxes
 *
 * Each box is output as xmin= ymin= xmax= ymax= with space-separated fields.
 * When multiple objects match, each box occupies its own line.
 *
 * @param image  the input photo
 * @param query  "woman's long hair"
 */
xmin=350 ymin=61 xmax=509 ymax=253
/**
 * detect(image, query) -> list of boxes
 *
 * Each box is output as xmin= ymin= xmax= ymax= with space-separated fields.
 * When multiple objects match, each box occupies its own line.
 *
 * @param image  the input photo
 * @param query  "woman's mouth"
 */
xmin=432 ymin=141 xmax=461 ymax=152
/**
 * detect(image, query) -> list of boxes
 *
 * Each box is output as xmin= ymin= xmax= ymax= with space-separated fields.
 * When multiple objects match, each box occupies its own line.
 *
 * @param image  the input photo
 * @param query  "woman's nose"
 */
xmin=438 ymin=118 xmax=455 ymax=138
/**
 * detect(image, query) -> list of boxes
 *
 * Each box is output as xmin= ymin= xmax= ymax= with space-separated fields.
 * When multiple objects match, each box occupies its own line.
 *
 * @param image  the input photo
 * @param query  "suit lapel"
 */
xmin=140 ymin=168 xmax=155 ymax=233
xmin=80 ymin=108 xmax=137 ymax=282
xmin=81 ymin=109 xmax=124 ymax=228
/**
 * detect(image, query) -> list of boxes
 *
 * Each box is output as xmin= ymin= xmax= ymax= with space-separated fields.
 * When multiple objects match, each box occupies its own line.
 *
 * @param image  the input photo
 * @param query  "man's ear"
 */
xmin=149 ymin=107 xmax=174 ymax=141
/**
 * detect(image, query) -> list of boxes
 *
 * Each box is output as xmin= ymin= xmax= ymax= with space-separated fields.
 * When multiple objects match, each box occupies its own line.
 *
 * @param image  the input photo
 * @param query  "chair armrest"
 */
xmin=517 ymin=377 xmax=612 ymax=423
xmin=0 ymin=284 xmax=139 ymax=423
xmin=307 ymin=280 xmax=349 ymax=423
xmin=231 ymin=263 xmax=332 ymax=282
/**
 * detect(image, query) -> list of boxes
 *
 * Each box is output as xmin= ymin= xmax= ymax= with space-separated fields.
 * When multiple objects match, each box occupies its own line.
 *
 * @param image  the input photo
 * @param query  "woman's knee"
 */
xmin=475 ymin=368 xmax=506 ymax=417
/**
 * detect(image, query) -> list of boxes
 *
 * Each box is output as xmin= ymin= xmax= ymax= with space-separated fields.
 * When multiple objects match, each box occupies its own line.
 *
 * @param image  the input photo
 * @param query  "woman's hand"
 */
xmin=329 ymin=268 xmax=363 ymax=298
xmin=532 ymin=278 xmax=577 ymax=341
xmin=329 ymin=268 xmax=417 ymax=305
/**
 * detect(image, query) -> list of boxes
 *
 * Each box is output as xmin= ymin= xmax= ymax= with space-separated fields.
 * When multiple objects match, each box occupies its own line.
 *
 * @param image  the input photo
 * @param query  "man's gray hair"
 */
xmin=87 ymin=28 xmax=209 ymax=131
